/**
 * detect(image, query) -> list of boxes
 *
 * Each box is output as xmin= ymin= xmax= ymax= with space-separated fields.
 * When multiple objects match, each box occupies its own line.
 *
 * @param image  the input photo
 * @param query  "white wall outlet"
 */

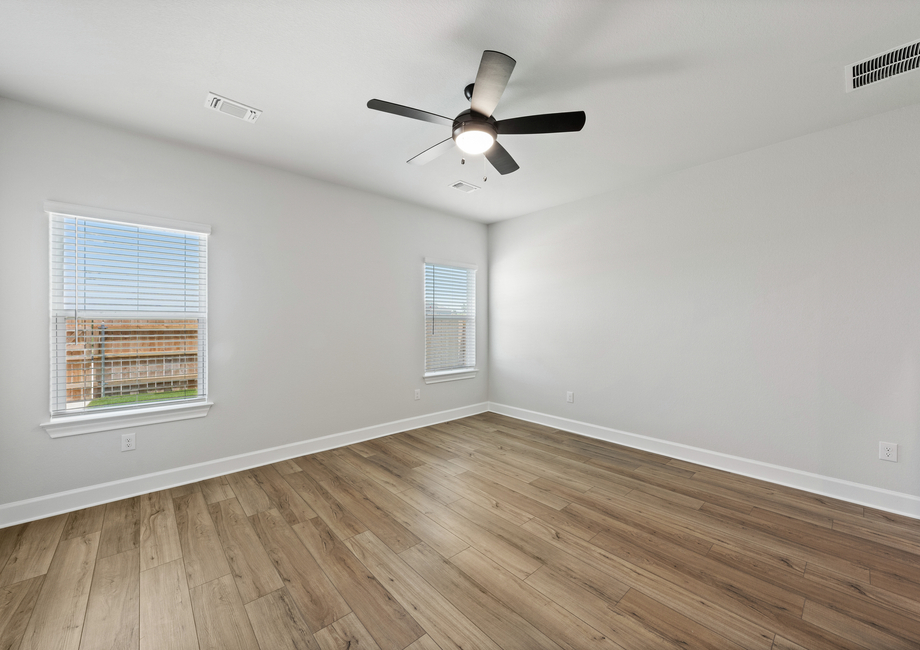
xmin=121 ymin=432 xmax=136 ymax=452
xmin=414 ymin=389 xmax=421 ymax=400
xmin=879 ymin=442 xmax=898 ymax=462
xmin=566 ymin=391 xmax=574 ymax=403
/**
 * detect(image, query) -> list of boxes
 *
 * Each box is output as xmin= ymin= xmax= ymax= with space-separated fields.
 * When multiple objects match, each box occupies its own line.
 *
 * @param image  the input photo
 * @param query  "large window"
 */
xmin=424 ymin=259 xmax=476 ymax=383
xmin=46 ymin=203 xmax=209 ymax=433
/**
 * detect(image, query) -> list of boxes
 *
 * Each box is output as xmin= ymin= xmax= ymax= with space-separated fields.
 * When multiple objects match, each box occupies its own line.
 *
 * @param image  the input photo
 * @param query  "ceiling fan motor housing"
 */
xmin=452 ymin=110 xmax=498 ymax=149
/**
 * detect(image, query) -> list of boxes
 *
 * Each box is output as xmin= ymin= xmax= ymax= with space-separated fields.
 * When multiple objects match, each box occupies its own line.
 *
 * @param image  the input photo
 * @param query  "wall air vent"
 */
xmin=205 ymin=92 xmax=261 ymax=122
xmin=450 ymin=180 xmax=480 ymax=193
xmin=847 ymin=39 xmax=920 ymax=91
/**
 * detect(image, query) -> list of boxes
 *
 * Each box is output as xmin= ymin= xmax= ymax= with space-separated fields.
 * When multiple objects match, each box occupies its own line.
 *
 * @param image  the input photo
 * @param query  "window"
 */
xmin=424 ymin=259 xmax=477 ymax=383
xmin=43 ymin=202 xmax=210 ymax=436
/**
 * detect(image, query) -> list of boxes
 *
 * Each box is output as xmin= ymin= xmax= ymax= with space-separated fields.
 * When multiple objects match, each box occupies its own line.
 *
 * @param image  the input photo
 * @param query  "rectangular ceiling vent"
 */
xmin=205 ymin=92 xmax=261 ymax=123
xmin=847 ymin=39 xmax=920 ymax=91
xmin=450 ymin=180 xmax=480 ymax=193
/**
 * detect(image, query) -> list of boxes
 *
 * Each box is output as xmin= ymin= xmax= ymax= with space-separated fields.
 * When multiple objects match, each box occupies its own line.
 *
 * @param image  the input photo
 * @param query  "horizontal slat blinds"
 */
xmin=425 ymin=262 xmax=476 ymax=374
xmin=49 ymin=212 xmax=207 ymax=415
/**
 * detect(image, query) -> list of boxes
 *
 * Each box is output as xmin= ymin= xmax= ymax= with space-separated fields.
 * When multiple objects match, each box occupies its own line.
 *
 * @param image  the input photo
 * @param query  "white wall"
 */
xmin=490 ymin=104 xmax=920 ymax=498
xmin=0 ymin=97 xmax=487 ymax=507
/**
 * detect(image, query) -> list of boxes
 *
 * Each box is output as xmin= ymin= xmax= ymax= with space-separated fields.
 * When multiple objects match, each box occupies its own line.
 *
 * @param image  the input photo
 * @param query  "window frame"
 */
xmin=423 ymin=258 xmax=478 ymax=384
xmin=40 ymin=202 xmax=213 ymax=437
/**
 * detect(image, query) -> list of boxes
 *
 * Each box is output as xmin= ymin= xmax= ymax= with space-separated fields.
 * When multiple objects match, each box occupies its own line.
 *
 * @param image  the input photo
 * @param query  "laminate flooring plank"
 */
xmin=450 ymin=547 xmax=625 ymax=650
xmin=244 ymin=588 xmax=319 ymax=650
xmin=565 ymin=491 xmax=714 ymax=556
xmin=249 ymin=509 xmax=349 ymax=631
xmin=273 ymin=459 xmax=303 ymax=475
xmin=411 ymin=465 xmax=533 ymax=526
xmin=447 ymin=453 xmax=542 ymax=486
xmin=333 ymin=449 xmax=461 ymax=505
xmin=705 ymin=539 xmax=920 ymax=645
xmin=344 ymin=482 xmax=468 ymax=559
xmin=864 ymin=507 xmax=920 ymax=534
xmin=170 ymin=482 xmax=202 ymax=499
xmin=199 ymin=475 xmax=236 ymax=504
xmin=99 ymin=497 xmax=141 ymax=559
xmin=0 ymin=575 xmax=43 ymax=650
xmin=140 ymin=490 xmax=182 ymax=571
xmin=80 ymin=548 xmax=139 ymax=650
xmin=315 ymin=464 xmax=421 ymax=553
xmin=173 ymin=491 xmax=231 ymax=588
xmin=226 ymin=470 xmax=273 ymax=517
xmin=400 ymin=542 xmax=563 ymax=650
xmin=291 ymin=518 xmax=423 ymax=650
xmin=402 ymin=636 xmax=443 ymax=650
xmin=281 ymin=470 xmax=367 ymax=540
xmin=409 ymin=426 xmax=480 ymax=456
xmin=314 ymin=458 xmax=466 ymax=558
xmin=332 ymin=450 xmax=413 ymax=494
xmin=398 ymin=432 xmax=461 ymax=462
xmin=525 ymin=565 xmax=685 ymax=650
xmin=294 ymin=455 xmax=338 ymax=483
xmin=250 ymin=465 xmax=317 ymax=525
xmin=397 ymin=489 xmax=542 ymax=580
xmin=471 ymin=448 xmax=594 ymax=493
xmin=801 ymin=599 xmax=916 ymax=650
xmin=869 ymin=570 xmax=920 ymax=604
xmin=208 ymin=498 xmax=283 ymax=604
xmin=615 ymin=588 xmax=748 ymax=650
xmin=62 ymin=505 xmax=106 ymax=541
xmin=804 ymin=563 xmax=920 ymax=619
xmin=457 ymin=463 xmax=570 ymax=509
xmin=771 ymin=637 xmax=810 ymax=650
xmin=361 ymin=439 xmax=424 ymax=469
xmin=831 ymin=518 xmax=920 ymax=558
xmin=521 ymin=517 xmax=775 ymax=650
xmin=344 ymin=532 xmax=501 ymax=650
xmin=139 ymin=558 xmax=198 ymax=650
xmin=0 ymin=515 xmax=66 ymax=587
xmin=383 ymin=439 xmax=463 ymax=476
xmin=457 ymin=471 xmax=603 ymax=539
xmin=749 ymin=507 xmax=920 ymax=584
xmin=313 ymin=612 xmax=381 ymax=650
xmin=18 ymin=532 xmax=99 ymax=650
xmin=190 ymin=574 xmax=260 ymax=650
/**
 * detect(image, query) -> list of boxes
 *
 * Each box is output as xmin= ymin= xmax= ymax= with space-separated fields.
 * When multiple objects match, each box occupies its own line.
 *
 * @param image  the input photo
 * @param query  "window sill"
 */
xmin=424 ymin=369 xmax=478 ymax=384
xmin=40 ymin=401 xmax=213 ymax=438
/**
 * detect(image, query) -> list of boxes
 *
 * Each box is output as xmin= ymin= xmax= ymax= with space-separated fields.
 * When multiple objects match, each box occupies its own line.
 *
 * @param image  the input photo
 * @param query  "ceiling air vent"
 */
xmin=450 ymin=180 xmax=480 ymax=193
xmin=205 ymin=92 xmax=261 ymax=123
xmin=847 ymin=39 xmax=920 ymax=91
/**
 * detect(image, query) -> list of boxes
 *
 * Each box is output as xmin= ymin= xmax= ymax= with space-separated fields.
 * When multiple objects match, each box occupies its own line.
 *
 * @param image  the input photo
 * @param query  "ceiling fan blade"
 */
xmin=495 ymin=111 xmax=586 ymax=135
xmin=484 ymin=141 xmax=519 ymax=175
xmin=470 ymin=50 xmax=516 ymax=117
xmin=407 ymin=138 xmax=456 ymax=165
xmin=367 ymin=99 xmax=454 ymax=127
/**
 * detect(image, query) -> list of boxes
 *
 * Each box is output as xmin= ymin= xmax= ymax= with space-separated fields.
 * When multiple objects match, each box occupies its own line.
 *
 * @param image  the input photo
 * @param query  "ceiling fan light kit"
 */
xmin=368 ymin=50 xmax=586 ymax=176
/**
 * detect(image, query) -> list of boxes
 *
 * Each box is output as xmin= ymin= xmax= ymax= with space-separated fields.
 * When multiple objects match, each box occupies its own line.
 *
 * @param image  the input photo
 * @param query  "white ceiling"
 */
xmin=1 ymin=1 xmax=919 ymax=223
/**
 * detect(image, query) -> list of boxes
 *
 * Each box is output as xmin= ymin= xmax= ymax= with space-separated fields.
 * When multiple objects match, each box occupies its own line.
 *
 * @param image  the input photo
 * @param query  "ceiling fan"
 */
xmin=367 ymin=50 xmax=586 ymax=175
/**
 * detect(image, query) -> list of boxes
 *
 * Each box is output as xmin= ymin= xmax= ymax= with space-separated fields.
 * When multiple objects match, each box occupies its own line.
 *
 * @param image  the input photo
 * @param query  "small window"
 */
xmin=424 ymin=259 xmax=477 ymax=383
xmin=45 ymin=203 xmax=210 ymax=433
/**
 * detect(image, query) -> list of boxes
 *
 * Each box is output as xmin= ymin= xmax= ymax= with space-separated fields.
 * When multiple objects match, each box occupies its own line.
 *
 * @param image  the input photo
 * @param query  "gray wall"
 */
xmin=0 ymin=97 xmax=488 ymax=505
xmin=489 ymin=104 xmax=920 ymax=496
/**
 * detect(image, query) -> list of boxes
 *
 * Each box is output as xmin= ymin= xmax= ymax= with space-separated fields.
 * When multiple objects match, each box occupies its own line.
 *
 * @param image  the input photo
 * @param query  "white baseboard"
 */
xmin=0 ymin=402 xmax=489 ymax=528
xmin=488 ymin=402 xmax=920 ymax=520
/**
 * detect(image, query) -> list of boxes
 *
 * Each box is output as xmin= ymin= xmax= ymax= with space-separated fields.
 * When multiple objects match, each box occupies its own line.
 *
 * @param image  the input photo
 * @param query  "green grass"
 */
xmin=88 ymin=389 xmax=198 ymax=407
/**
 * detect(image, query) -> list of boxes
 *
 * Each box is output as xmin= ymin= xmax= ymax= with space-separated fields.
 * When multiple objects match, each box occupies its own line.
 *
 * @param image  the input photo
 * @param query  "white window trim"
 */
xmin=44 ymin=201 xmax=211 ymax=235
xmin=424 ymin=368 xmax=479 ymax=384
xmin=43 ymin=201 xmax=212 ymax=437
xmin=40 ymin=401 xmax=213 ymax=438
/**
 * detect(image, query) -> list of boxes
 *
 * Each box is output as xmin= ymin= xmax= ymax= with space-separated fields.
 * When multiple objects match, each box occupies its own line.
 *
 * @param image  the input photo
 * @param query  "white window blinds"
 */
xmin=424 ymin=261 xmax=476 ymax=375
xmin=49 ymin=209 xmax=208 ymax=416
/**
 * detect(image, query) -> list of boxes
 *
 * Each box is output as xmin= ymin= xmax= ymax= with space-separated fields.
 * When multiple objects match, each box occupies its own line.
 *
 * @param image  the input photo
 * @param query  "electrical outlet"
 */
xmin=566 ymin=391 xmax=574 ymax=403
xmin=414 ymin=389 xmax=421 ymax=401
xmin=121 ymin=433 xmax=136 ymax=452
xmin=879 ymin=442 xmax=898 ymax=462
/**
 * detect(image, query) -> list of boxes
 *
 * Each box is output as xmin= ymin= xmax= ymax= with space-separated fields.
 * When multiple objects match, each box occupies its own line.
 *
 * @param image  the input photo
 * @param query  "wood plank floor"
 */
xmin=2 ymin=412 xmax=920 ymax=649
